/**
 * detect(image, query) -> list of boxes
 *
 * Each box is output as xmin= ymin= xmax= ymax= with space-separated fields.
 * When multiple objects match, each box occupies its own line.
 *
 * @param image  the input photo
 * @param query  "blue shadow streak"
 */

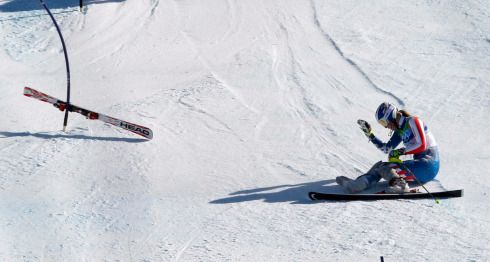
xmin=0 ymin=131 xmax=147 ymax=143
xmin=0 ymin=0 xmax=124 ymax=13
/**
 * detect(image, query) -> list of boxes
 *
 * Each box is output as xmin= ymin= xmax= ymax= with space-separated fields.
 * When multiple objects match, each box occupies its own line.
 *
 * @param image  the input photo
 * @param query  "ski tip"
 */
xmin=23 ymin=86 xmax=33 ymax=96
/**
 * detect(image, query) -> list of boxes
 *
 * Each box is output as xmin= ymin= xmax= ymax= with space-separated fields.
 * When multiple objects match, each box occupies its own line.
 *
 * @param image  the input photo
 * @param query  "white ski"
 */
xmin=24 ymin=87 xmax=153 ymax=140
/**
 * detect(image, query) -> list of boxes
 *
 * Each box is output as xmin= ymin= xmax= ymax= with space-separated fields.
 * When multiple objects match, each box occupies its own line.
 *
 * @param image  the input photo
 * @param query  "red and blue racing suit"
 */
xmin=369 ymin=115 xmax=439 ymax=183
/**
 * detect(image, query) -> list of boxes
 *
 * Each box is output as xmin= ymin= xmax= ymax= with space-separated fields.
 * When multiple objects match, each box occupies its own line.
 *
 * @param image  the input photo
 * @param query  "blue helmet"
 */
xmin=375 ymin=102 xmax=397 ymax=127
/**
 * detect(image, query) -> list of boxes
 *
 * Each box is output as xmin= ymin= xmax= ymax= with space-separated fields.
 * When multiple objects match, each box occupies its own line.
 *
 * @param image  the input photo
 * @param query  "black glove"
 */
xmin=357 ymin=119 xmax=373 ymax=138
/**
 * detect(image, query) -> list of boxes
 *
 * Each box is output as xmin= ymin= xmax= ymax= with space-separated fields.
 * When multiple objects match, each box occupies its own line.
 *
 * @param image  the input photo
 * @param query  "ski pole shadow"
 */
xmin=0 ymin=0 xmax=125 ymax=13
xmin=0 ymin=131 xmax=147 ymax=143
xmin=210 ymin=179 xmax=342 ymax=205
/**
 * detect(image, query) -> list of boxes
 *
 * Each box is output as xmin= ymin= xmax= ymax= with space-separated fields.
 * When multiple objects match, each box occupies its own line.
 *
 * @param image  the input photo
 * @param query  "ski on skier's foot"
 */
xmin=308 ymin=189 xmax=463 ymax=201
xmin=24 ymin=87 xmax=153 ymax=139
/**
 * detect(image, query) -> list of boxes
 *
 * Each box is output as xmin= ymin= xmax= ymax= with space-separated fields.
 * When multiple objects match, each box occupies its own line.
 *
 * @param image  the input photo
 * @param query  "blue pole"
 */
xmin=39 ymin=0 xmax=71 ymax=131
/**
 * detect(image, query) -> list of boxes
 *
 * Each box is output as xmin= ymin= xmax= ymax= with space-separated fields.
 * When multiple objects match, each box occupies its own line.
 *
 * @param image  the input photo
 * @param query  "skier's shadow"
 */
xmin=210 ymin=179 xmax=343 ymax=205
xmin=0 ymin=131 xmax=147 ymax=143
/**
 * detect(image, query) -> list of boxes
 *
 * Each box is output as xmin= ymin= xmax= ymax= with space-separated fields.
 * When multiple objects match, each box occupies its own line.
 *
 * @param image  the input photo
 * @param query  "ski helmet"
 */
xmin=375 ymin=102 xmax=397 ymax=127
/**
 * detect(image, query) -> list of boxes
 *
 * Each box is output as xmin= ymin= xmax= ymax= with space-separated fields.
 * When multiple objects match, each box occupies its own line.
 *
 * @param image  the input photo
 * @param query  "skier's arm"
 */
xmin=403 ymin=117 xmax=427 ymax=154
xmin=369 ymin=133 xmax=402 ymax=154
xmin=358 ymin=119 xmax=402 ymax=154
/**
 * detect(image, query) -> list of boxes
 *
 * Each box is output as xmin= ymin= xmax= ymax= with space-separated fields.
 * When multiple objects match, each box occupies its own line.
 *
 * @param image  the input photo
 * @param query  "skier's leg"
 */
xmin=336 ymin=175 xmax=369 ymax=193
xmin=375 ymin=162 xmax=402 ymax=181
xmin=372 ymin=162 xmax=412 ymax=193
xmin=403 ymin=159 xmax=439 ymax=184
xmin=337 ymin=161 xmax=384 ymax=193
xmin=346 ymin=161 xmax=409 ymax=193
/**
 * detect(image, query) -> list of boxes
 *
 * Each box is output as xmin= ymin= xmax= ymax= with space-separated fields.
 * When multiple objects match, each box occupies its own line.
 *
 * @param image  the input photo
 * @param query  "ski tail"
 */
xmin=98 ymin=114 xmax=153 ymax=139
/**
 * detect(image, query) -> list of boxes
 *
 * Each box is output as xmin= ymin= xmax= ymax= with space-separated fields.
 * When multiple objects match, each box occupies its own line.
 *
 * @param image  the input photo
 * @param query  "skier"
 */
xmin=336 ymin=102 xmax=439 ymax=193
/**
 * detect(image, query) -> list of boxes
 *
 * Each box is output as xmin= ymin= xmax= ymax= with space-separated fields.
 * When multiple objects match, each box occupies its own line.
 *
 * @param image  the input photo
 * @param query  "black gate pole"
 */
xmin=39 ymin=0 xmax=71 ymax=132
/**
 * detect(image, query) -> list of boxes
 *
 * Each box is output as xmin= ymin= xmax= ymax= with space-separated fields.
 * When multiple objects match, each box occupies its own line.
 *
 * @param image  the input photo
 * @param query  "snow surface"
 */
xmin=0 ymin=0 xmax=489 ymax=261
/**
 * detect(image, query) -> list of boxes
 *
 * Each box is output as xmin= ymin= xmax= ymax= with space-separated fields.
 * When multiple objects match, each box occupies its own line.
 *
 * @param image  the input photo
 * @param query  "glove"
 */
xmin=389 ymin=148 xmax=405 ymax=158
xmin=357 ymin=119 xmax=373 ymax=138
xmin=388 ymin=148 xmax=405 ymax=163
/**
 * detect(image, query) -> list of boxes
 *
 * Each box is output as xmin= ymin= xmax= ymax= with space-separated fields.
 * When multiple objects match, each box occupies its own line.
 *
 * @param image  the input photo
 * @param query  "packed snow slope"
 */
xmin=1 ymin=0 xmax=489 ymax=261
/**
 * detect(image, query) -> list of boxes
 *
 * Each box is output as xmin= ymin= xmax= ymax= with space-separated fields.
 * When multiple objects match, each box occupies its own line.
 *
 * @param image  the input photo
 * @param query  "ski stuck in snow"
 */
xmin=24 ymin=87 xmax=153 ymax=140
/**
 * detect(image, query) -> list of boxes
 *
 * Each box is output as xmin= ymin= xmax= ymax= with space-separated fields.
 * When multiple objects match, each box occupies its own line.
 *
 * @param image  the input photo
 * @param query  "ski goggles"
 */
xmin=377 ymin=119 xmax=389 ymax=127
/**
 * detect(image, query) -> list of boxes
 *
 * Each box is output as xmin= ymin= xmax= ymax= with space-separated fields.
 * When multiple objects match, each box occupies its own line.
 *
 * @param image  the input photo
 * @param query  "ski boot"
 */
xmin=385 ymin=177 xmax=410 ymax=193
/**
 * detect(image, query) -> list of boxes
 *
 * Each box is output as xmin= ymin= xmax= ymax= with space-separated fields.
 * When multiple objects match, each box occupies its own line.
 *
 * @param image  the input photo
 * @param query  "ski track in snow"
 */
xmin=0 ymin=0 xmax=489 ymax=261
xmin=309 ymin=0 xmax=405 ymax=107
xmin=172 ymin=0 xmax=260 ymax=116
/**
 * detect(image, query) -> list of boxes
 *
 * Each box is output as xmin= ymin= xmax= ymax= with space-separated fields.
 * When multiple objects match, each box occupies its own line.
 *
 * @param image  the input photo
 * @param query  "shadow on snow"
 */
xmin=0 ymin=131 xmax=147 ymax=143
xmin=0 ymin=0 xmax=124 ymax=13
xmin=210 ymin=179 xmax=344 ymax=205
